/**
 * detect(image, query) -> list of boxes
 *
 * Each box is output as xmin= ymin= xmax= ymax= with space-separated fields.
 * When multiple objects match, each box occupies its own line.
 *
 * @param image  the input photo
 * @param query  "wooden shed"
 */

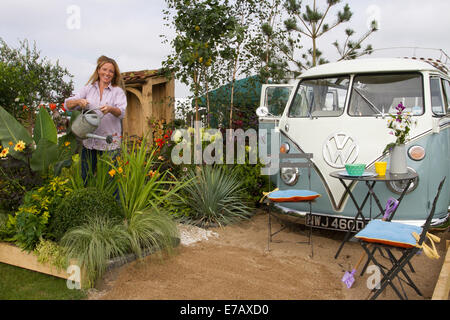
xmin=121 ymin=70 xmax=175 ymax=139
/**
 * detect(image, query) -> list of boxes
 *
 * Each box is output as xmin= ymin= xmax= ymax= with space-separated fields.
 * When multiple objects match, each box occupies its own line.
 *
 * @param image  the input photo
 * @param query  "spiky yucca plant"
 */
xmin=176 ymin=165 xmax=254 ymax=227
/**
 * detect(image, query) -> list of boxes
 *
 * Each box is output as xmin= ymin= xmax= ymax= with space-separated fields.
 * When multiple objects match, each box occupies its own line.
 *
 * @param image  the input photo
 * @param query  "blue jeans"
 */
xmin=81 ymin=147 xmax=120 ymax=200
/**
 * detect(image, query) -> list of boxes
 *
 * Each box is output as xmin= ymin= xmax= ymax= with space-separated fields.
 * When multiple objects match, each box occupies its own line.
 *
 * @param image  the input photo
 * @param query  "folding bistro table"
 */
xmin=329 ymin=170 xmax=419 ymax=259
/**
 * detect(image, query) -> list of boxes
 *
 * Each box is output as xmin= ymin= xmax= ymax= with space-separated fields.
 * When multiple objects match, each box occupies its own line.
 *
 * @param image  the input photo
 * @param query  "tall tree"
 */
xmin=283 ymin=0 xmax=378 ymax=70
xmin=162 ymin=0 xmax=236 ymax=123
xmin=0 ymin=38 xmax=73 ymax=127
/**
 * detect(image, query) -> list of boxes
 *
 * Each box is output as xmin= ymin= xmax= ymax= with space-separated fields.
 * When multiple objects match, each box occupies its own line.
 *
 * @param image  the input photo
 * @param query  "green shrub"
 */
xmin=174 ymin=165 xmax=254 ymax=227
xmin=5 ymin=176 xmax=72 ymax=250
xmin=60 ymin=215 xmax=131 ymax=288
xmin=49 ymin=187 xmax=124 ymax=241
xmin=34 ymin=239 xmax=69 ymax=271
xmin=125 ymin=208 xmax=179 ymax=259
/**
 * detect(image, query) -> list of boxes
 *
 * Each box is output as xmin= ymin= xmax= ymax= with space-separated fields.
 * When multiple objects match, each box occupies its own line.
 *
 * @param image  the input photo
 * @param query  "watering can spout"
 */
xmin=85 ymin=133 xmax=114 ymax=144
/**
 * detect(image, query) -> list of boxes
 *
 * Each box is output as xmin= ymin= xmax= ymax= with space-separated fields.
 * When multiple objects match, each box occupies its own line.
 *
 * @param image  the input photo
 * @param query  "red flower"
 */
xmin=49 ymin=103 xmax=57 ymax=111
xmin=23 ymin=105 xmax=28 ymax=111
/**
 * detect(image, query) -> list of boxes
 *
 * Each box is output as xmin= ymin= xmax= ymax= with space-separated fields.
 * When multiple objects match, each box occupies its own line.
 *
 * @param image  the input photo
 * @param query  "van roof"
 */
xmin=300 ymin=58 xmax=448 ymax=78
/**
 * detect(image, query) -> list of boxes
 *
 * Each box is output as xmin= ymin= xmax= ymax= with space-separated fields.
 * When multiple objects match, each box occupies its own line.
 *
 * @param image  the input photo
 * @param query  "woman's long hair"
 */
xmin=87 ymin=55 xmax=125 ymax=90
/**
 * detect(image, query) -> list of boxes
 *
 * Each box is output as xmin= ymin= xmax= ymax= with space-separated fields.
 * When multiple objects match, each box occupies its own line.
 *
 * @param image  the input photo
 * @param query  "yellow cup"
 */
xmin=375 ymin=162 xmax=387 ymax=176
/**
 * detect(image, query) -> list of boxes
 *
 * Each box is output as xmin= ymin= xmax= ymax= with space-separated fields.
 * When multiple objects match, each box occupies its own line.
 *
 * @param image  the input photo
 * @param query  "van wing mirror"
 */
xmin=256 ymin=106 xmax=269 ymax=117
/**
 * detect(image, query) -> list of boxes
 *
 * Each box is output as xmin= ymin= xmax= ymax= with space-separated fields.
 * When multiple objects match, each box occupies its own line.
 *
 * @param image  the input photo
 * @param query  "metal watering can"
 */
xmin=71 ymin=108 xmax=113 ymax=144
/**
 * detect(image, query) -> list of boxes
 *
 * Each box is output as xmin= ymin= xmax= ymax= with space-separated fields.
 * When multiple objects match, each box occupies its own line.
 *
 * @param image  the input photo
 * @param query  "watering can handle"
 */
xmin=83 ymin=107 xmax=106 ymax=119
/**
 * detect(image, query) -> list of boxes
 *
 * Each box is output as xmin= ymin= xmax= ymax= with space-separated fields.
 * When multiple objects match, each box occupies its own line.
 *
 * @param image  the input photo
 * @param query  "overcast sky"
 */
xmin=1 ymin=0 xmax=450 ymax=99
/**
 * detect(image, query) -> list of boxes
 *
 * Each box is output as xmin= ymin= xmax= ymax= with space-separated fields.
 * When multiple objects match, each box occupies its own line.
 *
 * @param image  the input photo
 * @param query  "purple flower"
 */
xmin=396 ymin=102 xmax=405 ymax=112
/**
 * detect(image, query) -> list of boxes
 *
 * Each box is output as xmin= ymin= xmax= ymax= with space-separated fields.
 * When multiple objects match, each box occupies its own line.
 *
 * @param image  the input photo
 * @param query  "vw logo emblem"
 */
xmin=323 ymin=132 xmax=359 ymax=168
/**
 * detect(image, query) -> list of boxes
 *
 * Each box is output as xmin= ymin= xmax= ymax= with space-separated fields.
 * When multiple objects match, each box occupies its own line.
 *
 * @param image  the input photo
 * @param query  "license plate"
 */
xmin=305 ymin=213 xmax=369 ymax=232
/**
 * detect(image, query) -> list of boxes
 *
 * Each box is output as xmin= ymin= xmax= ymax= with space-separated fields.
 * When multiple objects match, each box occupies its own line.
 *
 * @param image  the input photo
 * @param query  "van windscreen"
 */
xmin=348 ymin=73 xmax=424 ymax=117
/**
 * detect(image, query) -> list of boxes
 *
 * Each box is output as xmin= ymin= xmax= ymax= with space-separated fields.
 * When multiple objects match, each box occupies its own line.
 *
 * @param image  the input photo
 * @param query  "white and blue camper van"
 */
xmin=258 ymin=57 xmax=450 ymax=231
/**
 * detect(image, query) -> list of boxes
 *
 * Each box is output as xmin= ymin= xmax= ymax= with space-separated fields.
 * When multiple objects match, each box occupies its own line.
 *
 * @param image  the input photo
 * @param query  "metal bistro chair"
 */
xmin=263 ymin=153 xmax=319 ymax=257
xmin=356 ymin=177 xmax=446 ymax=300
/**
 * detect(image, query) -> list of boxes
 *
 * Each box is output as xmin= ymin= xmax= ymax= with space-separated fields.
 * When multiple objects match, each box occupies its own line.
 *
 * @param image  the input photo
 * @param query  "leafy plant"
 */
xmin=174 ymin=165 xmax=254 ymax=227
xmin=66 ymin=152 xmax=118 ymax=196
xmin=0 ymin=105 xmax=77 ymax=175
xmin=49 ymin=187 xmax=124 ymax=241
xmin=0 ymin=157 xmax=43 ymax=212
xmin=9 ymin=210 xmax=47 ymax=251
xmin=33 ymin=239 xmax=69 ymax=271
xmin=105 ymin=137 xmax=186 ymax=220
xmin=228 ymin=161 xmax=270 ymax=205
xmin=5 ymin=176 xmax=72 ymax=250
xmin=0 ymin=38 xmax=73 ymax=127
xmin=60 ymin=215 xmax=131 ymax=288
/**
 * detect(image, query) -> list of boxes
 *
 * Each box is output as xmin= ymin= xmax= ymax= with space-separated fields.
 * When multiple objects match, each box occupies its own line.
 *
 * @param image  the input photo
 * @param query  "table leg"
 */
xmin=334 ymin=179 xmax=371 ymax=259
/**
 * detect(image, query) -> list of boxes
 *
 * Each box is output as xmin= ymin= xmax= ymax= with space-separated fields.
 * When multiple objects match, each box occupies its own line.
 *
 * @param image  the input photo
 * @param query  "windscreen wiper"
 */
xmin=353 ymin=87 xmax=383 ymax=115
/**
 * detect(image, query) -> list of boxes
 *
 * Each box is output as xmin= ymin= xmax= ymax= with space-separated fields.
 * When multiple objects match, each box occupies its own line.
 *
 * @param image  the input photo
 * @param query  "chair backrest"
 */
xmin=418 ymin=177 xmax=446 ymax=245
xmin=279 ymin=153 xmax=314 ymax=188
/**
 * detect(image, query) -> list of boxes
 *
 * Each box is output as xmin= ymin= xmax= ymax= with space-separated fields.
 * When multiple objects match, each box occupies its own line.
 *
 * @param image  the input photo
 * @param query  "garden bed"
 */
xmin=0 ymin=237 xmax=181 ymax=290
xmin=0 ymin=242 xmax=85 ymax=287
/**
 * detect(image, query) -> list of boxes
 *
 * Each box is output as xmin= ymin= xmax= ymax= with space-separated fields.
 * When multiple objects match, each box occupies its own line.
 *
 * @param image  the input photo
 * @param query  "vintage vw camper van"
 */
xmin=258 ymin=58 xmax=449 ymax=231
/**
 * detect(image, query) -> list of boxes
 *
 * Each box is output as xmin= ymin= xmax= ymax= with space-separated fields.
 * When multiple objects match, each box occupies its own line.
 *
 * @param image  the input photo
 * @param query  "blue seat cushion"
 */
xmin=355 ymin=220 xmax=422 ymax=248
xmin=268 ymin=189 xmax=320 ymax=202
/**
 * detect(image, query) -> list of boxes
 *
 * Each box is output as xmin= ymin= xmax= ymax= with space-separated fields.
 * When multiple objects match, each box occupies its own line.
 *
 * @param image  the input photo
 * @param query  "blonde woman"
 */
xmin=65 ymin=55 xmax=127 ymax=183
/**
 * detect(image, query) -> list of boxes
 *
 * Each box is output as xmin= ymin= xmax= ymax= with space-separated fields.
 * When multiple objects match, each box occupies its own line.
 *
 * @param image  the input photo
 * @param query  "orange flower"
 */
xmin=8 ymin=141 xmax=13 ymax=146
xmin=117 ymin=167 xmax=123 ymax=174
xmin=49 ymin=103 xmax=57 ymax=111
xmin=147 ymin=170 xmax=157 ymax=178
xmin=64 ymin=141 xmax=71 ymax=147
xmin=108 ymin=169 xmax=116 ymax=177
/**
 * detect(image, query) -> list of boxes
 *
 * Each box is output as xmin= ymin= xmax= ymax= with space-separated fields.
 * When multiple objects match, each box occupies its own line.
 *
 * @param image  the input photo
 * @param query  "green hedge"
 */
xmin=49 ymin=187 xmax=124 ymax=241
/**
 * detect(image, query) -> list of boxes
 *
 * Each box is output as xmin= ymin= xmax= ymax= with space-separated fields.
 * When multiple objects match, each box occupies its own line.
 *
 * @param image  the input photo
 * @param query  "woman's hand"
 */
xmin=100 ymin=105 xmax=110 ymax=114
xmin=78 ymin=99 xmax=89 ymax=109
xmin=100 ymin=105 xmax=121 ymax=117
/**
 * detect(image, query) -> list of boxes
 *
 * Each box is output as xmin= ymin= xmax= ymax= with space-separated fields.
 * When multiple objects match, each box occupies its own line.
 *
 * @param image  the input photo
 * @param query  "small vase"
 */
xmin=389 ymin=144 xmax=408 ymax=174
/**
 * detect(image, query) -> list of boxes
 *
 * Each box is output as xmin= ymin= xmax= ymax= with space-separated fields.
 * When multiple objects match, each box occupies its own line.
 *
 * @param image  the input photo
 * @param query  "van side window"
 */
xmin=441 ymin=80 xmax=450 ymax=115
xmin=430 ymin=77 xmax=445 ymax=116
xmin=348 ymin=73 xmax=424 ymax=117
xmin=288 ymin=77 xmax=349 ymax=117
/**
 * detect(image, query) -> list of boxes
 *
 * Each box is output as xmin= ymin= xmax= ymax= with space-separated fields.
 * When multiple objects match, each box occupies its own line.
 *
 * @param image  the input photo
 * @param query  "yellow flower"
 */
xmin=108 ymin=169 xmax=116 ymax=177
xmin=198 ymin=57 xmax=203 ymax=63
xmin=64 ymin=141 xmax=71 ymax=147
xmin=14 ymin=140 xmax=26 ymax=152
xmin=117 ymin=167 xmax=123 ymax=174
xmin=0 ymin=148 xmax=9 ymax=158
xmin=195 ymin=25 xmax=200 ymax=31
xmin=8 ymin=141 xmax=13 ymax=146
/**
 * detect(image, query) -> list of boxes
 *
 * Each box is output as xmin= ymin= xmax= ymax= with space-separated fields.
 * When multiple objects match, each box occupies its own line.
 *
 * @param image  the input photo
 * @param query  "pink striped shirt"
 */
xmin=65 ymin=81 xmax=127 ymax=151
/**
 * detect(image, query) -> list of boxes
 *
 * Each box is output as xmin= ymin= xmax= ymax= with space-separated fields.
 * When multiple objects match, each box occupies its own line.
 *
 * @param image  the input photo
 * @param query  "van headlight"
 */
xmin=386 ymin=167 xmax=419 ymax=195
xmin=280 ymin=167 xmax=299 ymax=186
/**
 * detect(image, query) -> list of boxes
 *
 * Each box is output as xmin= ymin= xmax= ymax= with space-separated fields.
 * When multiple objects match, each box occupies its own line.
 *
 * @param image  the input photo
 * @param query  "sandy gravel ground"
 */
xmin=88 ymin=210 xmax=449 ymax=300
